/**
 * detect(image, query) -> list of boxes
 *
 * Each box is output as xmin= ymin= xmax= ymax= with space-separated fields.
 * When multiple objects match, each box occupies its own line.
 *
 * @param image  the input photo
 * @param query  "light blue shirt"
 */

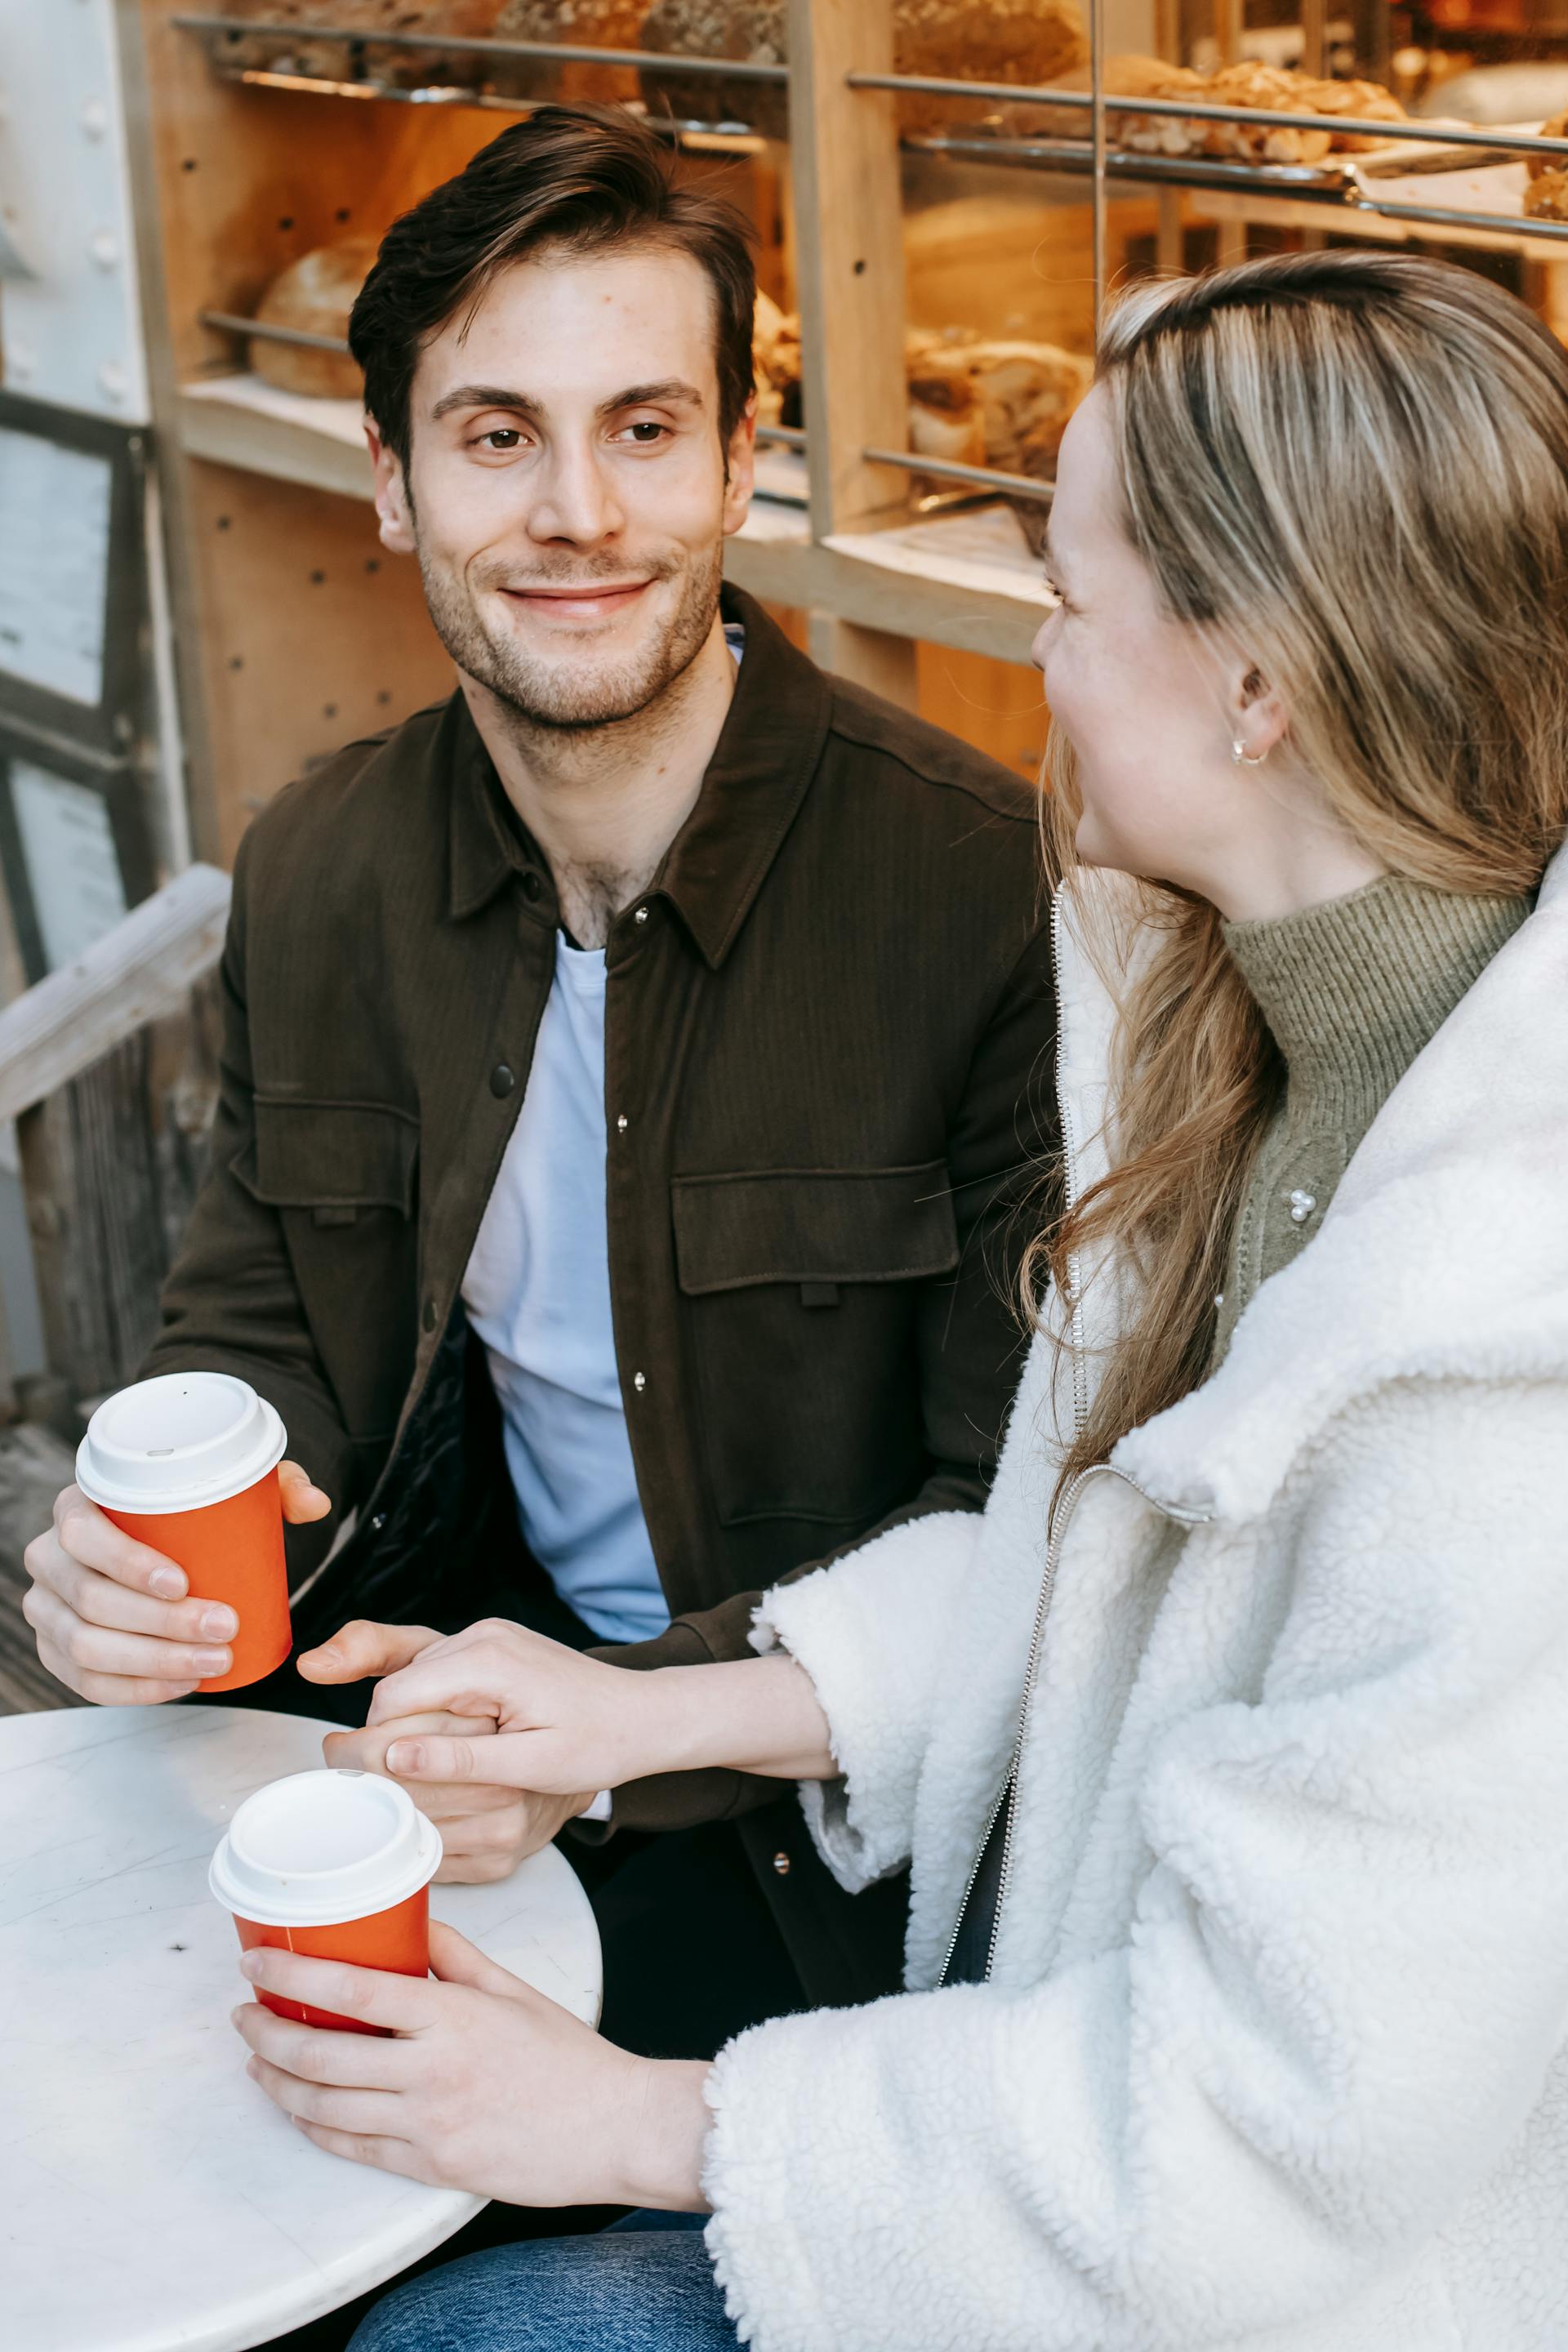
xmin=461 ymin=933 xmax=667 ymax=1646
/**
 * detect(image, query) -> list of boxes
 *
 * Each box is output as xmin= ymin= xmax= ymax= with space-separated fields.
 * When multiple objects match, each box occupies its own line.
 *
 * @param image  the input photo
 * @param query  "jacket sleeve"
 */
xmin=702 ymin=1377 xmax=1568 ymax=2352
xmin=140 ymin=826 xmax=360 ymax=1587
xmin=580 ymin=921 xmax=1057 ymax=1838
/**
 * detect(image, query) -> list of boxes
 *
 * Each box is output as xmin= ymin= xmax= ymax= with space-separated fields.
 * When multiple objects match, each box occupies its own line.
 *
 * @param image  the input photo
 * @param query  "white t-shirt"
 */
xmin=461 ymin=932 xmax=668 ymax=1646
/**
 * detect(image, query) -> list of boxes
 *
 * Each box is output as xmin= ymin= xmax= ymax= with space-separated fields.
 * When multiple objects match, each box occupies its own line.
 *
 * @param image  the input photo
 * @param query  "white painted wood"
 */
xmin=0 ymin=1703 xmax=603 ymax=2352
xmin=0 ymin=862 xmax=230 ymax=1121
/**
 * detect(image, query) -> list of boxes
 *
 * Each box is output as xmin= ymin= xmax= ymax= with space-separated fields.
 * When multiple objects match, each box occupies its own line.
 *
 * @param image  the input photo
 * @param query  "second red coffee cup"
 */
xmin=74 ymin=1371 xmax=290 ymax=1692
xmin=210 ymin=1768 xmax=443 ymax=2034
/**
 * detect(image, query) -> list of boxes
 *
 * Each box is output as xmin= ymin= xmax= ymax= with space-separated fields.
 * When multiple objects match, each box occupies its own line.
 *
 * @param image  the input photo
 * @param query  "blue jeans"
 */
xmin=347 ymin=2211 xmax=737 ymax=2351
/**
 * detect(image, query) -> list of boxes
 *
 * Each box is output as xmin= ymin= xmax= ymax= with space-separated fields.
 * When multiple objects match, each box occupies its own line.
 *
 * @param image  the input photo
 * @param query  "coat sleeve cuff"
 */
xmin=748 ymin=1512 xmax=977 ymax=1895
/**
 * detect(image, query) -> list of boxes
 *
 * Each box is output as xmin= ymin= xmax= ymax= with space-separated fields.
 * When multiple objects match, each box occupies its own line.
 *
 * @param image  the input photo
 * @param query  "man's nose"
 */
xmin=525 ymin=439 xmax=624 ymax=546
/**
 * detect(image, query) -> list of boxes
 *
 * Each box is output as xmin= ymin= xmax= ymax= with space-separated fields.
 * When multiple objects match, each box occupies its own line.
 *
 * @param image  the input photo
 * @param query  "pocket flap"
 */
xmin=234 ymin=1098 xmax=419 ymax=1215
xmin=671 ymin=1164 xmax=958 ymax=1296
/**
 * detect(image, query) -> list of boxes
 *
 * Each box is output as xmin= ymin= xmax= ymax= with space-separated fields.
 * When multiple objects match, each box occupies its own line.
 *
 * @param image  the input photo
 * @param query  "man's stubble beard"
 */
xmin=416 ymin=534 xmax=726 ymax=737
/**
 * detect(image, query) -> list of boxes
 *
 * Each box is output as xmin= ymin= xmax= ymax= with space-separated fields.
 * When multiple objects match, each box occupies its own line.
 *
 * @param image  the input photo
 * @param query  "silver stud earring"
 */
xmin=1232 ymin=739 xmax=1269 ymax=768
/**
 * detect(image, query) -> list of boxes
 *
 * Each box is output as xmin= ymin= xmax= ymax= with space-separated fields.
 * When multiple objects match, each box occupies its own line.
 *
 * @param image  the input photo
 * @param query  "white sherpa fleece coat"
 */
xmin=701 ymin=854 xmax=1568 ymax=2352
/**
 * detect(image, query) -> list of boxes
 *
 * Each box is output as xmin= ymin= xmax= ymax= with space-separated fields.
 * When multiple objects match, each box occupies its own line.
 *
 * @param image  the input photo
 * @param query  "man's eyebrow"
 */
xmin=599 ymin=378 xmax=705 ymax=416
xmin=430 ymin=384 xmax=543 ymax=423
xmin=427 ymin=378 xmax=706 ymax=425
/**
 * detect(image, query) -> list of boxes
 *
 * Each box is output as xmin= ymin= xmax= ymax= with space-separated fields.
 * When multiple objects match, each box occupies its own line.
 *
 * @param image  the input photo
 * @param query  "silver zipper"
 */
xmin=940 ymin=886 xmax=1212 ymax=1987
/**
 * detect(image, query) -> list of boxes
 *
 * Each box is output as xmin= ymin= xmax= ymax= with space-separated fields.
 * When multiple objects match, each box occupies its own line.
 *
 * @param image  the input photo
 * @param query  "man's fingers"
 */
xmin=278 ymin=1461 xmax=332 ymax=1525
xmin=296 ymin=1619 xmax=443 ymax=1685
xmin=40 ymin=1490 xmax=188 ymax=1598
xmin=29 ymin=1549 xmax=236 ymax=1647
xmin=33 ymin=1628 xmax=198 ymax=1707
xmin=22 ymin=1582 xmax=232 ymax=1685
xmin=323 ymin=1713 xmax=500 ymax=1780
xmin=238 ymin=1944 xmax=438 ymax=2034
xmin=382 ymin=1732 xmax=488 ymax=1784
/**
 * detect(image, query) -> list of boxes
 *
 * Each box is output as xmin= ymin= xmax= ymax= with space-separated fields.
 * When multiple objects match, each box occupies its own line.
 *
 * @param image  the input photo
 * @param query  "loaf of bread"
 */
xmin=1119 ymin=57 xmax=1403 ymax=166
xmin=220 ymin=2 xmax=506 ymax=91
xmin=906 ymin=330 xmax=1091 ymax=473
xmin=639 ymin=0 xmax=1085 ymax=141
xmin=252 ymin=240 xmax=378 ymax=399
xmin=490 ymin=2 xmax=650 ymax=103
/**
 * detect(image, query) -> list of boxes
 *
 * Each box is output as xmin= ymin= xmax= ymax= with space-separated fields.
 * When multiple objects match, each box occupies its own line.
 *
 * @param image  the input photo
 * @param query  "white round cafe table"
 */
xmin=0 ymin=1704 xmax=603 ymax=2352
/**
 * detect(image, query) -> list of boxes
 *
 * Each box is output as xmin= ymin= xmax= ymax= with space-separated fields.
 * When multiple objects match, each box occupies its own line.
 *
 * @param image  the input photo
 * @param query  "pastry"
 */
xmin=217 ymin=3 xmax=506 ymax=91
xmin=752 ymin=290 xmax=803 ymax=429
xmin=252 ymin=239 xmax=378 ymax=399
xmin=1120 ymin=59 xmax=1403 ymax=166
xmin=490 ymin=2 xmax=651 ymax=104
xmin=1526 ymin=109 xmax=1568 ymax=181
xmin=1524 ymin=166 xmax=1568 ymax=220
xmin=639 ymin=0 xmax=1085 ymax=141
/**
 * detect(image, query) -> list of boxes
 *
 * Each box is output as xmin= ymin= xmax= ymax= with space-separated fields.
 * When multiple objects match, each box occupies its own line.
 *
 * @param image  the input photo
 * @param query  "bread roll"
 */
xmin=639 ymin=0 xmax=1085 ymax=141
xmin=1120 ymin=60 xmax=1402 ymax=166
xmin=219 ymin=3 xmax=506 ymax=91
xmin=490 ymin=2 xmax=650 ymax=103
xmin=252 ymin=240 xmax=378 ymax=399
xmin=1525 ymin=165 xmax=1568 ymax=219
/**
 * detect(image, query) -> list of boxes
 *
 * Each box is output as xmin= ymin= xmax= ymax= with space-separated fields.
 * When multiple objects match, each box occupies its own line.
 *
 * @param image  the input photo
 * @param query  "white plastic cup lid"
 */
xmin=209 ymin=1769 xmax=443 ymax=1928
xmin=75 ymin=1371 xmax=286 ymax=1515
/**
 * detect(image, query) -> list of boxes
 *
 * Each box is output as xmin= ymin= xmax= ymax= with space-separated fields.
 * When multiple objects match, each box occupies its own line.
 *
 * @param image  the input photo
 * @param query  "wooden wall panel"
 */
xmin=183 ymin=463 xmax=454 ymax=864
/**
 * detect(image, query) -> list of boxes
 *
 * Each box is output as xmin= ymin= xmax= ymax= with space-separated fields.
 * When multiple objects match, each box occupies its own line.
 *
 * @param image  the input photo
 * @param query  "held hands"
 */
xmin=231 ymin=1921 xmax=710 ymax=2211
xmin=314 ymin=1615 xmax=659 ymax=1798
xmin=22 ymin=1465 xmax=330 ymax=1705
xmin=299 ymin=1619 xmax=608 ymax=1882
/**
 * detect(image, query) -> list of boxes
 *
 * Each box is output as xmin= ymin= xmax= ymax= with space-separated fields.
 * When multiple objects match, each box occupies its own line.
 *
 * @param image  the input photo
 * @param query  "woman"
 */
xmin=234 ymin=247 xmax=1568 ymax=2350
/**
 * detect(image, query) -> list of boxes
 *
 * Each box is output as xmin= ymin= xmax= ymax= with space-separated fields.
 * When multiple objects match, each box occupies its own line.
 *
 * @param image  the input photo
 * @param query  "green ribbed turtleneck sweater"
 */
xmin=1209 ymin=875 xmax=1530 ymax=1366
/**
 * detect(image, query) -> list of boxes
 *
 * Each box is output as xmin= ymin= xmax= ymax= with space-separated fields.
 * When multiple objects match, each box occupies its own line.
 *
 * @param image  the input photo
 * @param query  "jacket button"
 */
xmin=421 ymin=1297 xmax=438 ymax=1333
xmin=633 ymin=905 xmax=648 ymax=925
xmin=522 ymin=871 xmax=544 ymax=901
xmin=772 ymin=1851 xmax=791 ymax=1876
xmin=489 ymin=1063 xmax=515 ymax=1098
xmin=371 ymin=1512 xmax=385 ymax=1533
xmin=632 ymin=1371 xmax=647 ymax=1392
xmin=615 ymin=1113 xmax=628 ymax=1134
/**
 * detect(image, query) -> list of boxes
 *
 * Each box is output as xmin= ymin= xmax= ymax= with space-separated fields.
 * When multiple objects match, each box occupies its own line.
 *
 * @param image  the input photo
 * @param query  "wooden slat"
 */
xmin=0 ymin=1423 xmax=82 ymax=1717
xmin=0 ymin=864 xmax=230 ymax=1124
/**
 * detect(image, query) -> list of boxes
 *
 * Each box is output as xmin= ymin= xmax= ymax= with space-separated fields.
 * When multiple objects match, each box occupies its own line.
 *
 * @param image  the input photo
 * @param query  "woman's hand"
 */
xmin=352 ymin=1615 xmax=670 ymax=1797
xmin=230 ymin=1922 xmax=711 ymax=2211
xmin=301 ymin=1622 xmax=597 ymax=1882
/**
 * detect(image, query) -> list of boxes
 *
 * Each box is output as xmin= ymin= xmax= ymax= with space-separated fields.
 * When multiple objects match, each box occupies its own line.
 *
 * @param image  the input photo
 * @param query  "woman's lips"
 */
xmin=498 ymin=580 xmax=653 ymax=622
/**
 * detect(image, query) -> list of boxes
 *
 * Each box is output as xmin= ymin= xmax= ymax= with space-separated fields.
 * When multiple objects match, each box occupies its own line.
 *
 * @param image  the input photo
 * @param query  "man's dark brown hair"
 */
xmin=349 ymin=103 xmax=757 ymax=473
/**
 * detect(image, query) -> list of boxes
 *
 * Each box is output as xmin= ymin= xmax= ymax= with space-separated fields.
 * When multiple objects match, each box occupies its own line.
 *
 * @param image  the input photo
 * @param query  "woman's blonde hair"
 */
xmin=1032 ymin=247 xmax=1568 ymax=1486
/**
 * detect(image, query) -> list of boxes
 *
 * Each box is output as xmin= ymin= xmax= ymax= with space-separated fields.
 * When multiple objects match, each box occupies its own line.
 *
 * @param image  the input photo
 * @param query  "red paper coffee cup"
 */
xmin=75 ymin=1372 xmax=290 ymax=1692
xmin=211 ymin=1769 xmax=443 ymax=2036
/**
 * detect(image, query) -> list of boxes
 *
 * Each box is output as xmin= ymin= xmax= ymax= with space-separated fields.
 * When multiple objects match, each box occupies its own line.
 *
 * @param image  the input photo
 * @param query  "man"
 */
xmin=22 ymin=105 xmax=1054 ymax=2058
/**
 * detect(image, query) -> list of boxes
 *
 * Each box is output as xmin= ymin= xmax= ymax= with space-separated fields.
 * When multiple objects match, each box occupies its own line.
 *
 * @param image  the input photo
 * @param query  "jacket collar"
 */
xmin=1049 ymin=848 xmax=1568 ymax=1526
xmin=446 ymin=583 xmax=834 ymax=964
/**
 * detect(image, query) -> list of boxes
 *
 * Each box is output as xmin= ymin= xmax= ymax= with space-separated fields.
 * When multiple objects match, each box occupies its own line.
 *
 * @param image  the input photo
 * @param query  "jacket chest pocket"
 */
xmin=234 ymin=1099 xmax=420 ymax=1225
xmin=671 ymin=1163 xmax=959 ymax=1529
xmin=232 ymin=1098 xmax=420 ymax=1442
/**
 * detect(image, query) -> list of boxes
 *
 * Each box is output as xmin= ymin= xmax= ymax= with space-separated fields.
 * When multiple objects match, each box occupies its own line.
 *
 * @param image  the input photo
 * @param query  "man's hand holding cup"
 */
xmin=24 ymin=1459 xmax=330 ymax=1707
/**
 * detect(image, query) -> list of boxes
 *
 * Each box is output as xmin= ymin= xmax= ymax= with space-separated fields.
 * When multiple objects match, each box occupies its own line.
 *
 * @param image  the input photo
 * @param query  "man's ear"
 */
xmin=720 ymin=391 xmax=757 ymax=538
xmin=365 ymin=416 xmax=417 ymax=555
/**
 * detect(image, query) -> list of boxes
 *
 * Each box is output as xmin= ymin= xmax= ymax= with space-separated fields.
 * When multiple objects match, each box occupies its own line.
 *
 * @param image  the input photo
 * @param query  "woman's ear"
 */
xmin=365 ymin=418 xmax=417 ymax=556
xmin=1230 ymin=663 xmax=1290 ymax=765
